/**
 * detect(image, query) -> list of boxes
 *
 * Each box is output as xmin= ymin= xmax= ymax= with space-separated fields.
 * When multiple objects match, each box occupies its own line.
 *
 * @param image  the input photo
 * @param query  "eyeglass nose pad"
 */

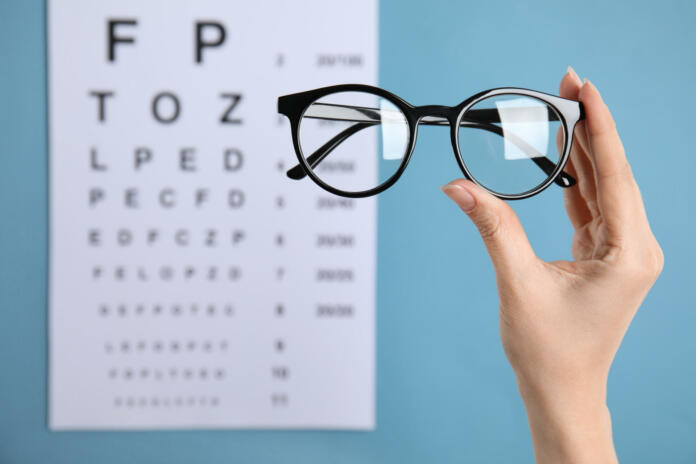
xmin=555 ymin=171 xmax=576 ymax=188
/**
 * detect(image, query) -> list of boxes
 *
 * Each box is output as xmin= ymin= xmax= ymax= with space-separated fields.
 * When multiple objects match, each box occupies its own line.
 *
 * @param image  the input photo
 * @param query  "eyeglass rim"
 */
xmin=282 ymin=85 xmax=415 ymax=198
xmin=452 ymin=89 xmax=575 ymax=200
xmin=277 ymin=84 xmax=584 ymax=200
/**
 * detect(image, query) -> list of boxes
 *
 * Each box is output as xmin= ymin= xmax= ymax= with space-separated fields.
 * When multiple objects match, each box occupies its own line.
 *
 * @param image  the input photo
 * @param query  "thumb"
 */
xmin=441 ymin=179 xmax=537 ymax=278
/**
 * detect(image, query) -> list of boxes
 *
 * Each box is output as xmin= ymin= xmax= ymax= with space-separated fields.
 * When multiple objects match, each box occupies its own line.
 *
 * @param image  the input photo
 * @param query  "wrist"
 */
xmin=517 ymin=376 xmax=617 ymax=464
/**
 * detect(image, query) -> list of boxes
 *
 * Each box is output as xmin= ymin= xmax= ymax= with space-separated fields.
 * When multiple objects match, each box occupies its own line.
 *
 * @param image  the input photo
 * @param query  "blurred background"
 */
xmin=1 ymin=0 xmax=694 ymax=462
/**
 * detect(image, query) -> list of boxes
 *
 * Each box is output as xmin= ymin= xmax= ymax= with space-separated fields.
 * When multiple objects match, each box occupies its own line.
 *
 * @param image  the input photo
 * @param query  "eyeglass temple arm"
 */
xmin=287 ymin=121 xmax=574 ymax=188
xmin=286 ymin=105 xmax=576 ymax=188
xmin=454 ymin=120 xmax=576 ymax=188
xmin=287 ymin=122 xmax=372 ymax=179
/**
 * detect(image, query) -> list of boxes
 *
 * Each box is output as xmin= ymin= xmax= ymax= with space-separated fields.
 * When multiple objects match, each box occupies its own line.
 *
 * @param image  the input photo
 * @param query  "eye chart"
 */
xmin=48 ymin=0 xmax=377 ymax=429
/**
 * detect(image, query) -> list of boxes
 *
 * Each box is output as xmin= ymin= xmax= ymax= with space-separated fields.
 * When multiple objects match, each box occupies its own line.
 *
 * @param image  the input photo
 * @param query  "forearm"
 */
xmin=518 ymin=379 xmax=618 ymax=464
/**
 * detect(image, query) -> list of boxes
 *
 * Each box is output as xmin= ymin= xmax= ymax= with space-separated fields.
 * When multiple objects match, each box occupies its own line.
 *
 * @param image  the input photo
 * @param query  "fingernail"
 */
xmin=581 ymin=78 xmax=599 ymax=96
xmin=566 ymin=65 xmax=580 ymax=82
xmin=441 ymin=184 xmax=476 ymax=213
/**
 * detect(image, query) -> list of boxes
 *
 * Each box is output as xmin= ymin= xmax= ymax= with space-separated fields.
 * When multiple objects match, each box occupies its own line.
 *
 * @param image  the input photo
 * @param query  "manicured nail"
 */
xmin=566 ymin=65 xmax=581 ymax=83
xmin=441 ymin=184 xmax=476 ymax=213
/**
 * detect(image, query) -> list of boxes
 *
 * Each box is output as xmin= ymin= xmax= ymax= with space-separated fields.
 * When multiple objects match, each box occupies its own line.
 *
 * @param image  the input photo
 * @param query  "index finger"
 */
xmin=579 ymin=80 xmax=642 ymax=233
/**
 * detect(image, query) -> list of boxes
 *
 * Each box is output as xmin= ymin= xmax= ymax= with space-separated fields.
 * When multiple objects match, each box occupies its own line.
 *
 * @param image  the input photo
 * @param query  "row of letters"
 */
xmin=90 ymin=266 xmax=355 ymax=282
xmin=86 ymin=228 xmax=355 ymax=247
xmin=87 ymin=188 xmax=355 ymax=209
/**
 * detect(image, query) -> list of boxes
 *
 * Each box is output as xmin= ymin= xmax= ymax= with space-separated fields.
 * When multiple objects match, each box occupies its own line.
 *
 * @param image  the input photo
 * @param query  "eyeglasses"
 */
xmin=277 ymin=84 xmax=584 ymax=199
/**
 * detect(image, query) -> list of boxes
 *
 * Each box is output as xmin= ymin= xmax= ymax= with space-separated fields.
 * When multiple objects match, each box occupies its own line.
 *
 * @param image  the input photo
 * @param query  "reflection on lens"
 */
xmin=457 ymin=94 xmax=563 ymax=196
xmin=298 ymin=91 xmax=409 ymax=194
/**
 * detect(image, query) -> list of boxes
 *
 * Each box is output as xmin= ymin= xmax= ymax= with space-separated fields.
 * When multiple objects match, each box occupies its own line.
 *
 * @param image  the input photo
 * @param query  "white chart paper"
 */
xmin=48 ymin=0 xmax=377 ymax=429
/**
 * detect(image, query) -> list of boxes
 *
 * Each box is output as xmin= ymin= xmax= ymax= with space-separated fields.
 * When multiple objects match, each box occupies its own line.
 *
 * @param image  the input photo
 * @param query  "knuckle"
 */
xmin=595 ymin=159 xmax=632 ymax=182
xmin=475 ymin=211 xmax=503 ymax=240
xmin=640 ymin=244 xmax=664 ymax=283
xmin=616 ymin=241 xmax=664 ymax=284
xmin=584 ymin=198 xmax=600 ymax=217
xmin=651 ymin=243 xmax=665 ymax=279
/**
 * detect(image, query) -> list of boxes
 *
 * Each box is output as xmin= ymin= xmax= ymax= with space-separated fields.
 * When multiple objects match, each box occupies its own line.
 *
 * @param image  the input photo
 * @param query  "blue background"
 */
xmin=1 ymin=0 xmax=695 ymax=462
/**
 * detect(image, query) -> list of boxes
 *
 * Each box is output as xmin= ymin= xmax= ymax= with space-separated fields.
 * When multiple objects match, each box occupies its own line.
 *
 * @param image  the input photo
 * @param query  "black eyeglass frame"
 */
xmin=278 ymin=84 xmax=585 ymax=200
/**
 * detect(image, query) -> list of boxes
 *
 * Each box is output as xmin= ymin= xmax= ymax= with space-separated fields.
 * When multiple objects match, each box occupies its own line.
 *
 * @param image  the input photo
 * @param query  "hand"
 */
xmin=441 ymin=67 xmax=663 ymax=464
